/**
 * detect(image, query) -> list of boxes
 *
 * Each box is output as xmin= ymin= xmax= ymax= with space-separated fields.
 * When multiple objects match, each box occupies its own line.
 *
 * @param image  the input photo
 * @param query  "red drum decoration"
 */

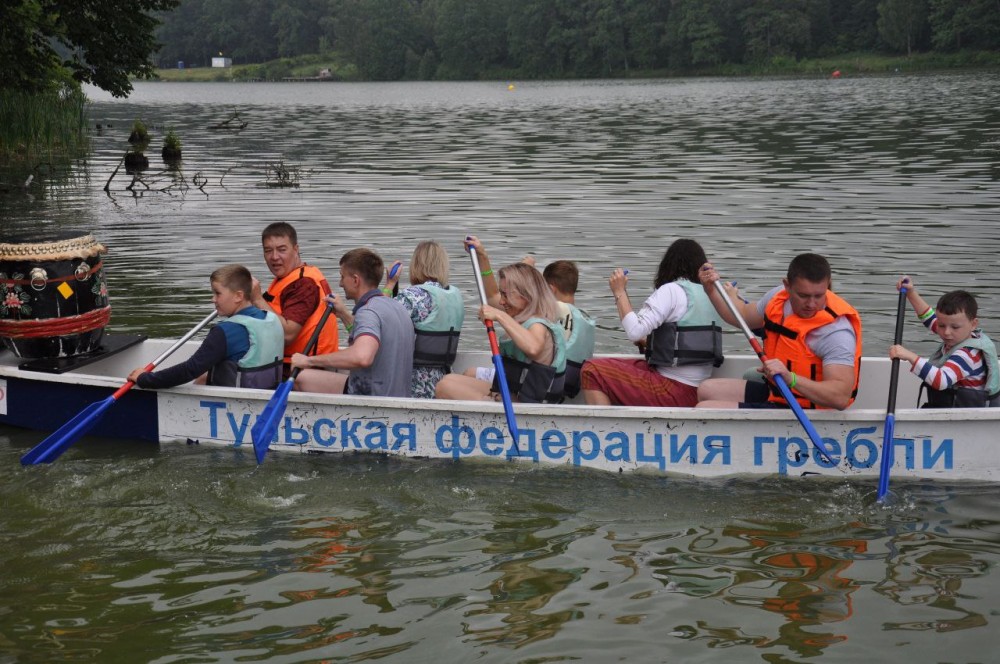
xmin=0 ymin=233 xmax=111 ymax=359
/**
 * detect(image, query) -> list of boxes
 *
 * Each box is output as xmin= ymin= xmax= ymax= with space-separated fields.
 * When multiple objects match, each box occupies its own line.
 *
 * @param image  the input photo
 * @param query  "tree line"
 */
xmin=153 ymin=0 xmax=1000 ymax=80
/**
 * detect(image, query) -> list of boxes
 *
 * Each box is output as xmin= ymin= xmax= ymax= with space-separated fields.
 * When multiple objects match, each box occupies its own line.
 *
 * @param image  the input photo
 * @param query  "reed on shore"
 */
xmin=0 ymin=87 xmax=89 ymax=162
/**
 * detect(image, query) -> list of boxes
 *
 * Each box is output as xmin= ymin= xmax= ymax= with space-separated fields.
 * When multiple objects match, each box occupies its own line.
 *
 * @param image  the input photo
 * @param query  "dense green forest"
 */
xmin=153 ymin=0 xmax=1000 ymax=80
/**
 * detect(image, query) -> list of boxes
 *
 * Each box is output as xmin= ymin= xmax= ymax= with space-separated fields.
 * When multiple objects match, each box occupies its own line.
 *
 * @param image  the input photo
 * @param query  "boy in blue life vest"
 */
xmin=128 ymin=264 xmax=284 ymax=390
xmin=889 ymin=277 xmax=999 ymax=407
xmin=523 ymin=256 xmax=596 ymax=399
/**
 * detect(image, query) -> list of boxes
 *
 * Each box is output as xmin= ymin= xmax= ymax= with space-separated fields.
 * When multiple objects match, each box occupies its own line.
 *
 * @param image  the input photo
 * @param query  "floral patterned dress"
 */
xmin=396 ymin=282 xmax=449 ymax=399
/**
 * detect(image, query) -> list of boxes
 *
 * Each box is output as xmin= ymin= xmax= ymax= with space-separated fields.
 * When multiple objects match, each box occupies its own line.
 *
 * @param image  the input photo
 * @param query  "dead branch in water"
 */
xmin=104 ymin=154 xmax=126 ymax=191
xmin=264 ymin=159 xmax=301 ymax=187
xmin=209 ymin=111 xmax=248 ymax=131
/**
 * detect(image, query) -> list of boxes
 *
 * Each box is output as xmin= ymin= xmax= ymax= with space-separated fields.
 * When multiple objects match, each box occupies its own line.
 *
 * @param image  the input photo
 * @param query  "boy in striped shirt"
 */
xmin=889 ymin=277 xmax=999 ymax=407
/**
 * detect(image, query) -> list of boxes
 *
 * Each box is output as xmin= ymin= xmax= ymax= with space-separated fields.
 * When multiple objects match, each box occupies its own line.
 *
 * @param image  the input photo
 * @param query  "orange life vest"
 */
xmin=265 ymin=264 xmax=338 ymax=364
xmin=762 ymin=289 xmax=862 ymax=409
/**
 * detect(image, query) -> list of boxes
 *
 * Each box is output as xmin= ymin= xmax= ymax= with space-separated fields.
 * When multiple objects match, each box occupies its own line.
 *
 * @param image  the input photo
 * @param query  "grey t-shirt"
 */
xmin=347 ymin=295 xmax=416 ymax=397
xmin=757 ymin=285 xmax=857 ymax=366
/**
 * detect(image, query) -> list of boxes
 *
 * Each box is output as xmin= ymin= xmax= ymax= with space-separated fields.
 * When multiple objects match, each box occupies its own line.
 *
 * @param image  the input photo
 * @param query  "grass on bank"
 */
xmin=0 ymin=88 xmax=89 ymax=162
xmin=151 ymin=49 xmax=1000 ymax=83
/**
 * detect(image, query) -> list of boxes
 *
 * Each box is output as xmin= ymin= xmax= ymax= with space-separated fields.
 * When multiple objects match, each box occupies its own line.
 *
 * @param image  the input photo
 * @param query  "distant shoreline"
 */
xmin=150 ymin=50 xmax=1000 ymax=84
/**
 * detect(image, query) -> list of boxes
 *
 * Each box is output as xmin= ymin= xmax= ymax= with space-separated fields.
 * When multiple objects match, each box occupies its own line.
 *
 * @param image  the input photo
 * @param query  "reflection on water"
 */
xmin=2 ymin=74 xmax=1000 ymax=662
xmin=1 ymin=435 xmax=998 ymax=662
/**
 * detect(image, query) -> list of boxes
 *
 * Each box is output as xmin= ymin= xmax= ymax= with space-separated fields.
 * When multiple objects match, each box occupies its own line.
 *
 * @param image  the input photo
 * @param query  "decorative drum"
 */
xmin=0 ymin=233 xmax=111 ymax=359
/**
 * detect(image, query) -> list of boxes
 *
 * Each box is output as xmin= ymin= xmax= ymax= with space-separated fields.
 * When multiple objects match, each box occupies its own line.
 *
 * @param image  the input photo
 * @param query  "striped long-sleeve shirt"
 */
xmin=911 ymin=309 xmax=987 ymax=391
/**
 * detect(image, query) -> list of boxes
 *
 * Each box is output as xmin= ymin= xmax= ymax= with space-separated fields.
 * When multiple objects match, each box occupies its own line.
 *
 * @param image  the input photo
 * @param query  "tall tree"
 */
xmin=928 ymin=0 xmax=1000 ymax=51
xmin=0 ymin=0 xmax=179 ymax=96
xmin=741 ymin=0 xmax=812 ymax=62
xmin=877 ymin=0 xmax=929 ymax=56
xmin=434 ymin=0 xmax=509 ymax=78
xmin=666 ymin=0 xmax=729 ymax=68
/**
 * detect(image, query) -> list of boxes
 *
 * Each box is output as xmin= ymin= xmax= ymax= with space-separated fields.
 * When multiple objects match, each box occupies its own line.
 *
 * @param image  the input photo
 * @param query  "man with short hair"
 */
xmin=251 ymin=222 xmax=339 ymax=374
xmin=291 ymin=248 xmax=415 ymax=397
xmin=696 ymin=253 xmax=862 ymax=410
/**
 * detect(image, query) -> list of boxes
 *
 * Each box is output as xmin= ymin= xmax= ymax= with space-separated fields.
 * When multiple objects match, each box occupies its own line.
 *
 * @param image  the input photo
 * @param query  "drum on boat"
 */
xmin=0 ymin=233 xmax=111 ymax=359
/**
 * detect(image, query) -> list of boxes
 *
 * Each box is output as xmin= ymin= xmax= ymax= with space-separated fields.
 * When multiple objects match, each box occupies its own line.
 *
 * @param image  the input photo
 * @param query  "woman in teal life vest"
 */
xmin=436 ymin=239 xmax=567 ymax=403
xmin=580 ymin=238 xmax=724 ymax=407
xmin=384 ymin=241 xmax=465 ymax=398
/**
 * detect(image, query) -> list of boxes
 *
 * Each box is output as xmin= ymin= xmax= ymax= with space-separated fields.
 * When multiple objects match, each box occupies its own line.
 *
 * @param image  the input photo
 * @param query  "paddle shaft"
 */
xmin=114 ymin=310 xmax=220 ymax=398
xmin=21 ymin=310 xmax=219 ymax=465
xmin=713 ymin=280 xmax=837 ymax=465
xmin=877 ymin=287 xmax=908 ymax=501
xmin=289 ymin=300 xmax=336 ymax=381
xmin=885 ymin=288 xmax=908 ymax=413
xmin=468 ymin=244 xmax=519 ymax=446
xmin=250 ymin=301 xmax=335 ymax=464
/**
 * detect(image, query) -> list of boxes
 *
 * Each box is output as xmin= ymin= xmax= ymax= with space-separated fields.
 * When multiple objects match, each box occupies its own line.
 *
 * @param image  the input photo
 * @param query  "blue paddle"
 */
xmin=714 ymin=281 xmax=837 ymax=466
xmin=468 ymin=241 xmax=520 ymax=453
xmin=21 ymin=310 xmax=219 ymax=466
xmin=250 ymin=300 xmax=335 ymax=464
xmin=877 ymin=286 xmax=908 ymax=502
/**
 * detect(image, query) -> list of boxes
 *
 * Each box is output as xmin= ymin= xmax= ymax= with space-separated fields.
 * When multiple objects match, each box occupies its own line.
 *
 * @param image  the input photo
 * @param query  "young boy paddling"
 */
xmin=889 ymin=277 xmax=1000 ymax=407
xmin=128 ymin=265 xmax=284 ymax=390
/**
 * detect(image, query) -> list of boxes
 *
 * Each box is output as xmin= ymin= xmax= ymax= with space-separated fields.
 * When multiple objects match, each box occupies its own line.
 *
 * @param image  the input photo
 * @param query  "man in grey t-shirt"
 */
xmin=292 ymin=248 xmax=415 ymax=397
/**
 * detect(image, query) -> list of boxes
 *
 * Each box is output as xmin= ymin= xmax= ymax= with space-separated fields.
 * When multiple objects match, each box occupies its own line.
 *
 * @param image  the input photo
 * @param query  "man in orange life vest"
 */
xmin=251 ymin=222 xmax=339 ymax=374
xmin=696 ymin=253 xmax=862 ymax=410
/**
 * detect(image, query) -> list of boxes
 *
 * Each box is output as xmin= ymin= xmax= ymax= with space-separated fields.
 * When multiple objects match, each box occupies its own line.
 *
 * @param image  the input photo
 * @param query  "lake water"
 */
xmin=1 ymin=73 xmax=999 ymax=662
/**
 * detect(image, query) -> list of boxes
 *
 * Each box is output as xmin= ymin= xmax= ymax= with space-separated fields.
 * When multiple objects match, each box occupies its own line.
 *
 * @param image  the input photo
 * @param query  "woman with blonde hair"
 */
xmin=384 ymin=240 xmax=465 ymax=398
xmin=435 ymin=237 xmax=566 ymax=403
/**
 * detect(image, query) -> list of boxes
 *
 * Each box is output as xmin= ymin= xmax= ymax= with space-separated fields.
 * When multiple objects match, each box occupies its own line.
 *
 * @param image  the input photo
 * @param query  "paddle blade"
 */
xmin=772 ymin=374 xmax=836 ymax=466
xmin=877 ymin=414 xmax=896 ymax=502
xmin=491 ymin=353 xmax=520 ymax=453
xmin=251 ymin=379 xmax=294 ymax=464
xmin=20 ymin=396 xmax=116 ymax=465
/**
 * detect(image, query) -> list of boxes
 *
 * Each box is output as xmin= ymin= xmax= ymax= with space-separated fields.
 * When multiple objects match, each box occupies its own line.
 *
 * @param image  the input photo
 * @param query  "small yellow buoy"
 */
xmin=508 ymin=83 xmax=515 ymax=91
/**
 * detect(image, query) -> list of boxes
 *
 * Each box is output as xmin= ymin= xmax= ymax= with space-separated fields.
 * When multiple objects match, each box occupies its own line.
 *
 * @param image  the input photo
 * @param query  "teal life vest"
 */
xmin=645 ymin=279 xmax=724 ymax=369
xmin=411 ymin=283 xmax=464 ymax=368
xmin=210 ymin=311 xmax=284 ymax=389
xmin=497 ymin=316 xmax=567 ymax=403
xmin=560 ymin=303 xmax=596 ymax=398
xmin=924 ymin=329 xmax=1000 ymax=408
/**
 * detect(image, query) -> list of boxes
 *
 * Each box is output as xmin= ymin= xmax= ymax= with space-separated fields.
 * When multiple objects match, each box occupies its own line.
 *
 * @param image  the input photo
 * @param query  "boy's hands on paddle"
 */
xmin=896 ymin=275 xmax=913 ymax=292
xmin=889 ymin=344 xmax=918 ymax=364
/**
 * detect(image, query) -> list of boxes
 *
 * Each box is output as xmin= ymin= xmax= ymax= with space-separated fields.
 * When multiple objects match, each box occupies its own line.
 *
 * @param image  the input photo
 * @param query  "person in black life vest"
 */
xmin=250 ymin=222 xmax=339 ymax=376
xmin=697 ymin=253 xmax=862 ymax=411
xmin=128 ymin=264 xmax=284 ymax=389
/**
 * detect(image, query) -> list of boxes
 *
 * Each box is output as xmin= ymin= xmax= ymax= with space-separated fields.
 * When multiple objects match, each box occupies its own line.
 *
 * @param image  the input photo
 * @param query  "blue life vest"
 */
xmin=560 ymin=303 xmax=596 ymax=398
xmin=923 ymin=329 xmax=1000 ymax=408
xmin=209 ymin=311 xmax=284 ymax=389
xmin=412 ymin=283 xmax=464 ymax=368
xmin=645 ymin=279 xmax=724 ymax=369
xmin=496 ymin=316 xmax=567 ymax=403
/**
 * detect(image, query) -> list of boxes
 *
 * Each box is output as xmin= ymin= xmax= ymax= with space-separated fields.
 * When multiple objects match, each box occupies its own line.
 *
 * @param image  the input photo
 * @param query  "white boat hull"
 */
xmin=2 ymin=338 xmax=997 ymax=480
